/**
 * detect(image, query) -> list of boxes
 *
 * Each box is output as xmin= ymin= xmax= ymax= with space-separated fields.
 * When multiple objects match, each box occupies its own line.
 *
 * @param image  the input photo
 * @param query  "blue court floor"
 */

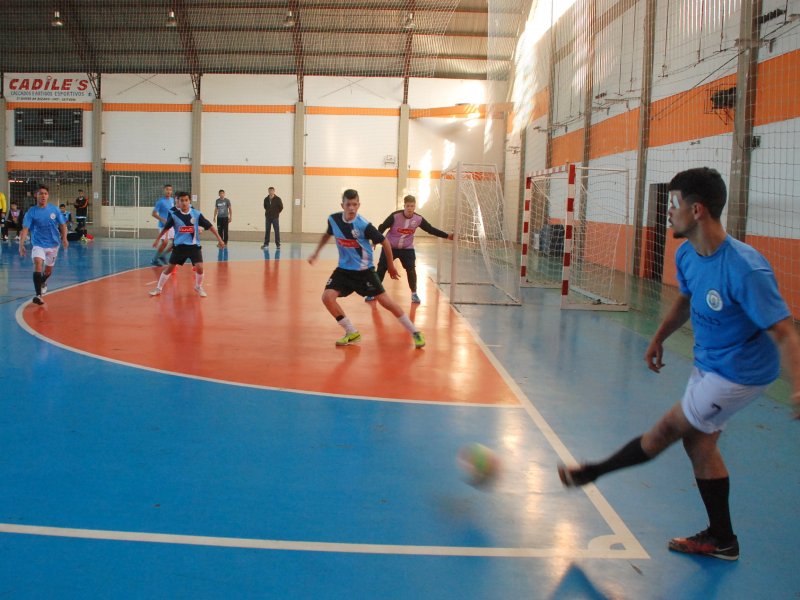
xmin=0 ymin=237 xmax=797 ymax=599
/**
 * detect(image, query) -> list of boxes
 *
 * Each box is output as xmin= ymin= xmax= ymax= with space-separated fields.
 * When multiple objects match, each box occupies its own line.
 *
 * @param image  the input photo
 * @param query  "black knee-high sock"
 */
xmin=581 ymin=436 xmax=651 ymax=482
xmin=42 ymin=272 xmax=50 ymax=283
xmin=697 ymin=477 xmax=733 ymax=541
xmin=33 ymin=272 xmax=43 ymax=295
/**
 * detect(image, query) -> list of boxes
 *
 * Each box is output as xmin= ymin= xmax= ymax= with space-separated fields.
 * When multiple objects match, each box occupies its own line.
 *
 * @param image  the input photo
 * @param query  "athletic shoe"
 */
xmin=151 ymin=257 xmax=161 ymax=266
xmin=557 ymin=463 xmax=597 ymax=487
xmin=32 ymin=295 xmax=44 ymax=305
xmin=158 ymin=257 xmax=169 ymax=266
xmin=336 ymin=331 xmax=361 ymax=346
xmin=276 ymin=244 xmax=281 ymax=249
xmin=413 ymin=331 xmax=426 ymax=349
xmin=364 ymin=296 xmax=375 ymax=302
xmin=261 ymin=244 xmax=267 ymax=249
xmin=411 ymin=292 xmax=421 ymax=303
xmin=668 ymin=529 xmax=739 ymax=561
xmin=41 ymin=283 xmax=48 ymax=296
xmin=194 ymin=285 xmax=208 ymax=298
xmin=149 ymin=288 xmax=162 ymax=296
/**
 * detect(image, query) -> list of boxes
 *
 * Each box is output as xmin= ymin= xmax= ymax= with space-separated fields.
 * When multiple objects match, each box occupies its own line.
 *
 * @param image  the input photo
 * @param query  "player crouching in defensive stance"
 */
xmin=308 ymin=188 xmax=425 ymax=349
xmin=557 ymin=167 xmax=800 ymax=561
xmin=149 ymin=191 xmax=225 ymax=298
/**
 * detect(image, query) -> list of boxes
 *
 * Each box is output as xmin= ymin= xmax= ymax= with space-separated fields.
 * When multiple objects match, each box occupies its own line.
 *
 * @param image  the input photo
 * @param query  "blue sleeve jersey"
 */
xmin=154 ymin=197 xmax=175 ymax=229
xmin=164 ymin=208 xmax=212 ymax=246
xmin=676 ymin=236 xmax=790 ymax=385
xmin=326 ymin=212 xmax=384 ymax=271
xmin=22 ymin=204 xmax=65 ymax=248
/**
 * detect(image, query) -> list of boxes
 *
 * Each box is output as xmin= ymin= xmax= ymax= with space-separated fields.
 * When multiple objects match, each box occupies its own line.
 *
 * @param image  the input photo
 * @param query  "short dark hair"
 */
xmin=164 ymin=183 xmax=173 ymax=189
xmin=59 ymin=203 xmax=66 ymax=208
xmin=668 ymin=167 xmax=727 ymax=219
xmin=37 ymin=184 xmax=49 ymax=193
xmin=219 ymin=189 xmax=224 ymax=194
xmin=176 ymin=191 xmax=190 ymax=200
xmin=342 ymin=189 xmax=359 ymax=201
xmin=403 ymin=195 xmax=416 ymax=204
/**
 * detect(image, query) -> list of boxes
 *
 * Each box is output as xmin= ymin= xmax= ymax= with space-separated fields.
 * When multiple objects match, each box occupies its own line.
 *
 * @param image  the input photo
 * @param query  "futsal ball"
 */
xmin=458 ymin=443 xmax=500 ymax=485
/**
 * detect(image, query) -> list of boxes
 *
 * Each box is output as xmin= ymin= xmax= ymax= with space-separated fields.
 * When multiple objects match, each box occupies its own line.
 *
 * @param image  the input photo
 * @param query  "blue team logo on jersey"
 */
xmin=706 ymin=289 xmax=723 ymax=311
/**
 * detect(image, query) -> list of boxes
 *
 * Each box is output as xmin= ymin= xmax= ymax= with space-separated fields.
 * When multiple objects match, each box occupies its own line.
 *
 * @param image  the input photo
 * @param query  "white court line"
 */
xmin=12 ymin=264 xmax=649 ymax=560
xmin=0 ymin=523 xmax=646 ymax=559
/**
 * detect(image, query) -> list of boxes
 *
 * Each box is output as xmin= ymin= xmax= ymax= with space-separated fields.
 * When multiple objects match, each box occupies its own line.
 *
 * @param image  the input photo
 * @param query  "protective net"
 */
xmin=433 ymin=163 xmax=521 ymax=306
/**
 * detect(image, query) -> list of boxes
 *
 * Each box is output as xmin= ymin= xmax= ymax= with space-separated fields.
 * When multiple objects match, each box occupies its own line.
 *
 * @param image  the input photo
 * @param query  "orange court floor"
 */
xmin=0 ymin=237 xmax=798 ymax=599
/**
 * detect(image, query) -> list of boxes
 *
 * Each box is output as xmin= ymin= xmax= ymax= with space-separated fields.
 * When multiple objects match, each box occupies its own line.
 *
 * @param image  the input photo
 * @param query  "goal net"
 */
xmin=522 ymin=164 xmax=631 ymax=311
xmin=433 ymin=163 xmax=521 ymax=306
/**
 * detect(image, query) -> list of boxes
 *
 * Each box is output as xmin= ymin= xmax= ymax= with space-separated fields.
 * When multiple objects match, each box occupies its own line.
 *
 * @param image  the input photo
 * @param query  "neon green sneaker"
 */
xmin=413 ymin=331 xmax=426 ymax=349
xmin=336 ymin=331 xmax=361 ymax=346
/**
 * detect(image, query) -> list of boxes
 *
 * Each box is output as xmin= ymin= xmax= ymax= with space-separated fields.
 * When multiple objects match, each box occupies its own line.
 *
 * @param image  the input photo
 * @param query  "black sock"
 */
xmin=33 ymin=272 xmax=43 ymax=296
xmin=582 ymin=436 xmax=651 ymax=482
xmin=697 ymin=477 xmax=734 ymax=542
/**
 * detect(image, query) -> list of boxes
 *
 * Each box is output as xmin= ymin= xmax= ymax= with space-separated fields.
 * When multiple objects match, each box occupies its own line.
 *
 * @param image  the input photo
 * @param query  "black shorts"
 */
xmin=380 ymin=247 xmax=416 ymax=270
xmin=169 ymin=244 xmax=204 ymax=266
xmin=325 ymin=267 xmax=385 ymax=298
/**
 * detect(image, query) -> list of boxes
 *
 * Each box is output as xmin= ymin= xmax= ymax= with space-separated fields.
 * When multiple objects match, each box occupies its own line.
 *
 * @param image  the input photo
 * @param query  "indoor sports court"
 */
xmin=1 ymin=1 xmax=800 ymax=598
xmin=0 ymin=238 xmax=797 ymax=598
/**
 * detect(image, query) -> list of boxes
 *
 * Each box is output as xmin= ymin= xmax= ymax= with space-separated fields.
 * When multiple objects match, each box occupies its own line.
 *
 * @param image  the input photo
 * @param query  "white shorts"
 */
xmin=161 ymin=227 xmax=175 ymax=241
xmin=31 ymin=246 xmax=59 ymax=267
xmin=681 ymin=367 xmax=766 ymax=433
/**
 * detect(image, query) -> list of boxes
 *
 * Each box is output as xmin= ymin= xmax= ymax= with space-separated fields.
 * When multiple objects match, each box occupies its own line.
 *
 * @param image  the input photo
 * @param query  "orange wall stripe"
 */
xmin=202 ymin=165 xmax=293 ymax=174
xmin=103 ymin=103 xmax=192 ymax=112
xmin=550 ymin=129 xmax=584 ymax=166
xmin=591 ymin=108 xmax=640 ymax=157
xmin=204 ymin=105 xmax=295 ymax=114
xmin=305 ymin=167 xmax=398 ymax=178
xmin=754 ymin=50 xmax=800 ymax=126
xmin=104 ymin=163 xmax=191 ymax=172
xmin=306 ymin=106 xmax=400 ymax=116
xmin=8 ymin=161 xmax=92 ymax=171
xmin=408 ymin=170 xmax=443 ymax=180
xmin=6 ymin=102 xmax=92 ymax=110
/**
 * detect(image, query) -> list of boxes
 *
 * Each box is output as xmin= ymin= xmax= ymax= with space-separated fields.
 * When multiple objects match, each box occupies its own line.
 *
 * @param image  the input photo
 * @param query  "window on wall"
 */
xmin=14 ymin=108 xmax=83 ymax=147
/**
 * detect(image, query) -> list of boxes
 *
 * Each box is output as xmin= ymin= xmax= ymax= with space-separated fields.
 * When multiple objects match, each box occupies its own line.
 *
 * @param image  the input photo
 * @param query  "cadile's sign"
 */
xmin=6 ymin=73 xmax=95 ymax=102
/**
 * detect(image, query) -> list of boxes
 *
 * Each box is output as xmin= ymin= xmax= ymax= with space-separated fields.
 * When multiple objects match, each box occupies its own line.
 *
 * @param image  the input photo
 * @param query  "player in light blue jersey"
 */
xmin=149 ymin=191 xmax=225 ymax=298
xmin=19 ymin=185 xmax=68 ymax=305
xmin=151 ymin=184 xmax=175 ymax=266
xmin=558 ymin=167 xmax=800 ymax=561
xmin=308 ymin=189 xmax=425 ymax=348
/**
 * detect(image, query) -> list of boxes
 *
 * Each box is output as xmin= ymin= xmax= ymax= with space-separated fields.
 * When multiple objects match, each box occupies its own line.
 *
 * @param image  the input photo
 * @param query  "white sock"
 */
xmin=338 ymin=317 xmax=357 ymax=334
xmin=397 ymin=314 xmax=417 ymax=334
xmin=195 ymin=272 xmax=204 ymax=287
xmin=157 ymin=272 xmax=171 ymax=290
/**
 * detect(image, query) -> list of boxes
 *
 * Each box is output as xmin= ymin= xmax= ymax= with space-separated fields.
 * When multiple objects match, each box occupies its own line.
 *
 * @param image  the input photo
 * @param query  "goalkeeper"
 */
xmin=366 ymin=194 xmax=453 ymax=304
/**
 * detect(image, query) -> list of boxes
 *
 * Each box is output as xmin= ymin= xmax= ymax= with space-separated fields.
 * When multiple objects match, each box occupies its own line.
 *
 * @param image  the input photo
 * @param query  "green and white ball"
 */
xmin=458 ymin=443 xmax=500 ymax=485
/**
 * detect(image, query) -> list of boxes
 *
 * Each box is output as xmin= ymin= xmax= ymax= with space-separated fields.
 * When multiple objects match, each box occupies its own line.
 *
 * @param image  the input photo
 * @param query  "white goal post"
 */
xmin=521 ymin=163 xmax=631 ymax=311
xmin=434 ymin=162 xmax=521 ymax=306
xmin=109 ymin=174 xmax=141 ymax=238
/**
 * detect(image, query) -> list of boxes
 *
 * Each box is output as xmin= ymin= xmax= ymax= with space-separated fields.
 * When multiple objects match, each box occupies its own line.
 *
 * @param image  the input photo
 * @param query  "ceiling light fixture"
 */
xmin=166 ymin=9 xmax=178 ymax=28
xmin=283 ymin=10 xmax=296 ymax=28
xmin=403 ymin=12 xmax=415 ymax=31
xmin=51 ymin=10 xmax=64 ymax=27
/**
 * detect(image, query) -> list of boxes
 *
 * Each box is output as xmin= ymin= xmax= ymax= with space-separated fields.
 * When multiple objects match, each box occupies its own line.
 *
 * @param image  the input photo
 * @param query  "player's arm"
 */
xmin=213 ymin=206 xmax=218 ymax=221
xmin=228 ymin=201 xmax=232 ymax=223
xmin=18 ymin=226 xmax=29 ymax=256
xmin=767 ymin=317 xmax=800 ymax=418
xmin=151 ymin=204 xmax=164 ymax=225
xmin=59 ymin=222 xmax=69 ymax=250
xmin=419 ymin=217 xmax=453 ymax=240
xmin=377 ymin=213 xmax=394 ymax=235
xmin=644 ymin=293 xmax=691 ymax=373
xmin=308 ymin=233 xmax=332 ymax=265
xmin=200 ymin=215 xmax=225 ymax=248
xmin=153 ymin=214 xmax=174 ymax=247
